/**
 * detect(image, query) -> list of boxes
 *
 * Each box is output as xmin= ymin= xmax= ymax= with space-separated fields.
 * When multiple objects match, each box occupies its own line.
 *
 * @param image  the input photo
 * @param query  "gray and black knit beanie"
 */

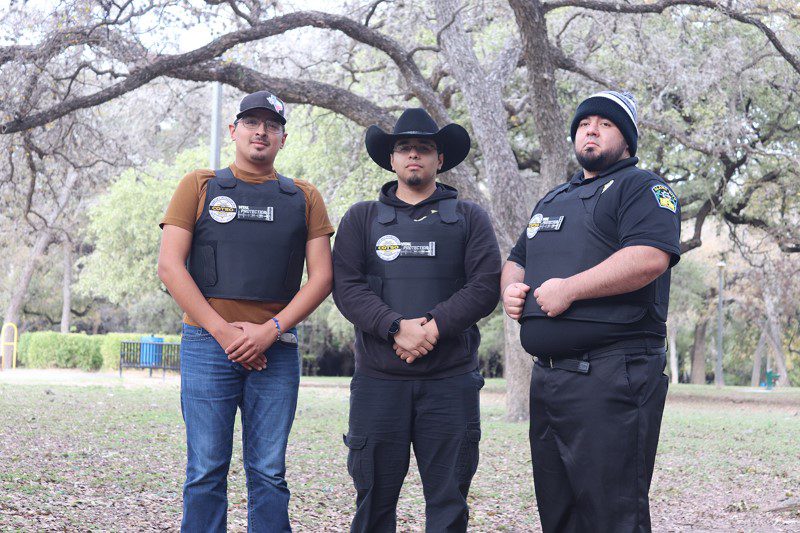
xmin=570 ymin=90 xmax=639 ymax=156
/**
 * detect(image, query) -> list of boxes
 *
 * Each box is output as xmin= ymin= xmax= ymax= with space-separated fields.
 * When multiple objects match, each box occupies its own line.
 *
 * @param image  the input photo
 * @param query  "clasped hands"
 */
xmin=502 ymin=278 xmax=574 ymax=319
xmin=392 ymin=317 xmax=439 ymax=364
xmin=213 ymin=320 xmax=280 ymax=371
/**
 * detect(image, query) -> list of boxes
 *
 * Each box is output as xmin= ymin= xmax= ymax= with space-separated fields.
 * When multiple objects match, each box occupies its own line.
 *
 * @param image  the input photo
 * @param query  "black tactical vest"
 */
xmin=188 ymin=168 xmax=307 ymax=302
xmin=521 ymin=174 xmax=670 ymax=324
xmin=365 ymin=199 xmax=466 ymax=318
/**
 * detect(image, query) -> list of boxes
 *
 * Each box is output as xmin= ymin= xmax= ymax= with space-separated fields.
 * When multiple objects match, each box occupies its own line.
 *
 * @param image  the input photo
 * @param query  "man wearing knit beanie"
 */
xmin=501 ymin=90 xmax=681 ymax=532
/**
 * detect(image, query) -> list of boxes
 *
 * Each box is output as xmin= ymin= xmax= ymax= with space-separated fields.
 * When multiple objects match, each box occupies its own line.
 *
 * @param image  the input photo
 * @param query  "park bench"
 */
xmin=119 ymin=336 xmax=180 ymax=378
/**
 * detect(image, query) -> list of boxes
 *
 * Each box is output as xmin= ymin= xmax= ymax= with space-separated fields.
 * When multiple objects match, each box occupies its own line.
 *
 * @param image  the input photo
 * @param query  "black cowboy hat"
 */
xmin=365 ymin=108 xmax=471 ymax=173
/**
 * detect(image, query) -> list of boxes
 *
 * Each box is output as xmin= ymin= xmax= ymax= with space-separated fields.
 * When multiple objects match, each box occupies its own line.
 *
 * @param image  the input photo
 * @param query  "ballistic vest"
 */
xmin=521 ymin=172 xmax=670 ymax=324
xmin=188 ymin=167 xmax=307 ymax=302
xmin=365 ymin=198 xmax=466 ymax=319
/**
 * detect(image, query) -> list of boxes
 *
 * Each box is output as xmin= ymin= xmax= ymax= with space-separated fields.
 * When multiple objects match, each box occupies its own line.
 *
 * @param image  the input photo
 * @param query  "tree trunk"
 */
xmin=60 ymin=240 xmax=72 ymax=334
xmin=689 ymin=318 xmax=709 ymax=385
xmin=508 ymin=0 xmax=573 ymax=197
xmin=2 ymin=172 xmax=77 ymax=369
xmin=750 ymin=323 xmax=767 ymax=387
xmin=435 ymin=0 xmax=533 ymax=250
xmin=668 ymin=327 xmax=679 ymax=384
xmin=503 ymin=316 xmax=531 ymax=421
xmin=763 ymin=289 xmax=790 ymax=387
xmin=435 ymin=0 xmax=538 ymax=421
xmin=2 ymin=228 xmax=54 ymax=369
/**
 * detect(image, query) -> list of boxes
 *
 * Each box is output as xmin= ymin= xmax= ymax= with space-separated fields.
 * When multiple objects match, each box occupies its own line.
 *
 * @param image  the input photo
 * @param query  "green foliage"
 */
xmin=16 ymin=332 xmax=32 ymax=366
xmin=476 ymin=309 xmax=505 ymax=378
xmin=23 ymin=332 xmax=103 ymax=371
xmin=18 ymin=331 xmax=181 ymax=371
xmin=78 ymin=142 xmax=234 ymax=304
xmin=124 ymin=291 xmax=184 ymax=335
xmin=278 ymin=106 xmax=386 ymax=222
xmin=78 ymin=172 xmax=177 ymax=303
xmin=100 ymin=332 xmax=181 ymax=371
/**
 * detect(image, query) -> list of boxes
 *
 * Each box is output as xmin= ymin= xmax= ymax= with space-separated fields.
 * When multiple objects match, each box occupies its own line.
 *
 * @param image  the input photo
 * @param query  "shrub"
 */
xmin=19 ymin=331 xmax=181 ymax=371
xmin=16 ymin=332 xmax=33 ymax=368
xmin=25 ymin=332 xmax=103 ymax=371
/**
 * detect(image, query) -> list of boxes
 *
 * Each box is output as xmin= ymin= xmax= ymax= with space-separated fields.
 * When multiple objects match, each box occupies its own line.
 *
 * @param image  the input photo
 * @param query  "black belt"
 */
xmin=532 ymin=338 xmax=666 ymax=374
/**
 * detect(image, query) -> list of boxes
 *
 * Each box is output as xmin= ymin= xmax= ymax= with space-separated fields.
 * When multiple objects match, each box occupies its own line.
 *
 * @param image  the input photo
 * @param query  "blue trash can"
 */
xmin=140 ymin=335 xmax=164 ymax=366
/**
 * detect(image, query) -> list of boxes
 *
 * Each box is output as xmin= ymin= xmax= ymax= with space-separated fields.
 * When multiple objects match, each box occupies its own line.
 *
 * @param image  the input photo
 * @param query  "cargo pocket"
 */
xmin=343 ymin=434 xmax=373 ymax=490
xmin=455 ymin=422 xmax=481 ymax=485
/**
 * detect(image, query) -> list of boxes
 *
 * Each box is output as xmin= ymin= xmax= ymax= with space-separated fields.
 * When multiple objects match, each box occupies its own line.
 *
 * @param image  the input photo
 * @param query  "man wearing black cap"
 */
xmin=501 ymin=91 xmax=680 ymax=532
xmin=333 ymin=108 xmax=501 ymax=532
xmin=158 ymin=90 xmax=334 ymax=532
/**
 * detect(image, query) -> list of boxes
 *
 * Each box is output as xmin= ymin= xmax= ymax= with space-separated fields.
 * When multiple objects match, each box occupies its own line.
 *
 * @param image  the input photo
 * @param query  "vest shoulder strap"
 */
xmin=376 ymin=202 xmax=396 ymax=225
xmin=542 ymin=182 xmax=570 ymax=203
xmin=438 ymin=198 xmax=458 ymax=224
xmin=214 ymin=167 xmax=237 ymax=189
xmin=277 ymin=173 xmax=299 ymax=195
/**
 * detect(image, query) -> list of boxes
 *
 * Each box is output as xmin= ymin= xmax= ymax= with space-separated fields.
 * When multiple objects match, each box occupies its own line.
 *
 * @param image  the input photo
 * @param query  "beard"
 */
xmin=575 ymin=142 xmax=627 ymax=172
xmin=406 ymin=174 xmax=424 ymax=186
xmin=249 ymin=139 xmax=270 ymax=161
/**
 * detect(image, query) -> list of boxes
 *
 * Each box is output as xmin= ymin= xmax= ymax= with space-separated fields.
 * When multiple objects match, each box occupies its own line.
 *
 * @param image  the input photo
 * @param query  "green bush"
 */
xmin=16 ymin=332 xmax=33 ymax=367
xmin=100 ymin=333 xmax=181 ymax=370
xmin=25 ymin=332 xmax=103 ymax=371
xmin=18 ymin=331 xmax=182 ymax=371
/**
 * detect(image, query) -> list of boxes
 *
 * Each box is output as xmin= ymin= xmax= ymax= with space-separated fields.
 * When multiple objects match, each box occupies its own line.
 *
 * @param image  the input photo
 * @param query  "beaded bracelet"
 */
xmin=272 ymin=317 xmax=282 ymax=340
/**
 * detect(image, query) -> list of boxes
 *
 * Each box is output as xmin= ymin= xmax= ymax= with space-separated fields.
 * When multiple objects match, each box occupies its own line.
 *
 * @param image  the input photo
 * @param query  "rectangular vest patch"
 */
xmin=237 ymin=205 xmax=274 ymax=222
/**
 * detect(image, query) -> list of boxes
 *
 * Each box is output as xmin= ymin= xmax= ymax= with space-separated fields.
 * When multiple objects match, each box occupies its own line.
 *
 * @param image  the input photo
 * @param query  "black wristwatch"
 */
xmin=388 ymin=318 xmax=402 ymax=340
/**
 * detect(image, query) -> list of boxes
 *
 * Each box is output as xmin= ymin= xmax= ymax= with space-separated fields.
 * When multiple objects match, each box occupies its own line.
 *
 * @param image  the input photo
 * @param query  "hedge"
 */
xmin=16 ymin=331 xmax=180 ymax=371
xmin=22 ymin=332 xmax=103 ymax=371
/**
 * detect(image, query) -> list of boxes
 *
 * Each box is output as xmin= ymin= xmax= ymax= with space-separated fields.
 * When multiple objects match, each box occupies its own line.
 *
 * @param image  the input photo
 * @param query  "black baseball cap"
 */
xmin=236 ymin=90 xmax=287 ymax=124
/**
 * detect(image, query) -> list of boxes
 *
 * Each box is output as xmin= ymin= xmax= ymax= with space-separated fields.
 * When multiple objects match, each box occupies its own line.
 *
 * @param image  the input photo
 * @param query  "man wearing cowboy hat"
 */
xmin=332 ymin=108 xmax=500 ymax=532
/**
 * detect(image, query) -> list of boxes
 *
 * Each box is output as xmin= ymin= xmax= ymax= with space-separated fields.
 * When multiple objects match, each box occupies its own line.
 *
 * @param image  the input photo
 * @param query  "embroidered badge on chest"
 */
xmin=527 ymin=213 xmax=564 ymax=238
xmin=651 ymin=184 xmax=678 ymax=213
xmin=237 ymin=205 xmax=274 ymax=222
xmin=375 ymin=235 xmax=436 ymax=262
xmin=209 ymin=196 xmax=237 ymax=223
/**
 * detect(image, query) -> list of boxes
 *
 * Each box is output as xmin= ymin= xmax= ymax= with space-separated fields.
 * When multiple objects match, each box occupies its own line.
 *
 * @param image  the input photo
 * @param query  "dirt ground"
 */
xmin=0 ymin=369 xmax=798 ymax=531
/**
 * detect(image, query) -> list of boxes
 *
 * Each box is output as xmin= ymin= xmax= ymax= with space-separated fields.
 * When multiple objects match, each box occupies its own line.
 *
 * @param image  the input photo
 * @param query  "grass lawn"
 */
xmin=0 ymin=372 xmax=798 ymax=531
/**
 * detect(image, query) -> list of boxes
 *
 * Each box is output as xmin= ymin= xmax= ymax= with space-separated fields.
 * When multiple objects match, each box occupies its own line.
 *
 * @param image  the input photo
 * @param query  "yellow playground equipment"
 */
xmin=1 ymin=323 xmax=18 ymax=370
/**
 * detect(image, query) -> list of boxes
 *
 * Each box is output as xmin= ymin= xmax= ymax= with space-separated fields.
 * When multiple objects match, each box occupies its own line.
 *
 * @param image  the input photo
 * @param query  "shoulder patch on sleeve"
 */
xmin=651 ymin=184 xmax=678 ymax=213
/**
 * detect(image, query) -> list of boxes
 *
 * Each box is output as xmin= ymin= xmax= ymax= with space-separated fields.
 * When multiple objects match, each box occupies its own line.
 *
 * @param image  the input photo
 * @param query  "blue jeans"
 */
xmin=180 ymin=324 xmax=300 ymax=533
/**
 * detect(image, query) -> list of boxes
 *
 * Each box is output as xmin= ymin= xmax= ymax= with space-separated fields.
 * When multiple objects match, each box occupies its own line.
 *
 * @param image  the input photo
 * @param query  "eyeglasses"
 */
xmin=392 ymin=143 xmax=437 ymax=155
xmin=235 ymin=117 xmax=284 ymax=134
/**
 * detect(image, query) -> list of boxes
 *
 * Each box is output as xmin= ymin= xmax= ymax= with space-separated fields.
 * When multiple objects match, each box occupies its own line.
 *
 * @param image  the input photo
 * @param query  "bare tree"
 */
xmin=1 ymin=0 xmax=798 ymax=409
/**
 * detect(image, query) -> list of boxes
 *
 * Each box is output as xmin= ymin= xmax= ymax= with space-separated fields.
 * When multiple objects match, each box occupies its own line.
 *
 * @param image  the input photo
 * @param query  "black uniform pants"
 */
xmin=529 ymin=339 xmax=669 ymax=533
xmin=344 ymin=370 xmax=484 ymax=533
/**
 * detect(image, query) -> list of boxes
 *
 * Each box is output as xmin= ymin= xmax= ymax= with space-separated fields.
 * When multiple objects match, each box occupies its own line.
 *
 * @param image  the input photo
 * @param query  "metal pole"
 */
xmin=715 ymin=261 xmax=726 ymax=387
xmin=209 ymin=82 xmax=222 ymax=169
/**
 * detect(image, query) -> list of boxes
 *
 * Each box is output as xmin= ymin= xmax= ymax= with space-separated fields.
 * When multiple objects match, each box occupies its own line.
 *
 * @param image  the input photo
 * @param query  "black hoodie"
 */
xmin=332 ymin=181 xmax=501 ymax=379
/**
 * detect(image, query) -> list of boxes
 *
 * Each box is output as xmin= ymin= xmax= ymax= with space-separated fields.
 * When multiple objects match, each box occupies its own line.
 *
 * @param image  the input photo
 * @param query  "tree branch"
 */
xmin=542 ymin=0 xmax=800 ymax=75
xmin=1 ymin=10 xmax=447 ymax=134
xmin=169 ymin=61 xmax=396 ymax=130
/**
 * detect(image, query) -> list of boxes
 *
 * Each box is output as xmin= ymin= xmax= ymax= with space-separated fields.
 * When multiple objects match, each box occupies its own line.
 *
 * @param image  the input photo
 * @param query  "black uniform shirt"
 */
xmin=508 ymin=157 xmax=681 ymax=353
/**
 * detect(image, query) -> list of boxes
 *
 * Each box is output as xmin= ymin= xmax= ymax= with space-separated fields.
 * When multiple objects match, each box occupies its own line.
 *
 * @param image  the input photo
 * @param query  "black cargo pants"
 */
xmin=529 ymin=339 xmax=669 ymax=533
xmin=344 ymin=370 xmax=484 ymax=533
